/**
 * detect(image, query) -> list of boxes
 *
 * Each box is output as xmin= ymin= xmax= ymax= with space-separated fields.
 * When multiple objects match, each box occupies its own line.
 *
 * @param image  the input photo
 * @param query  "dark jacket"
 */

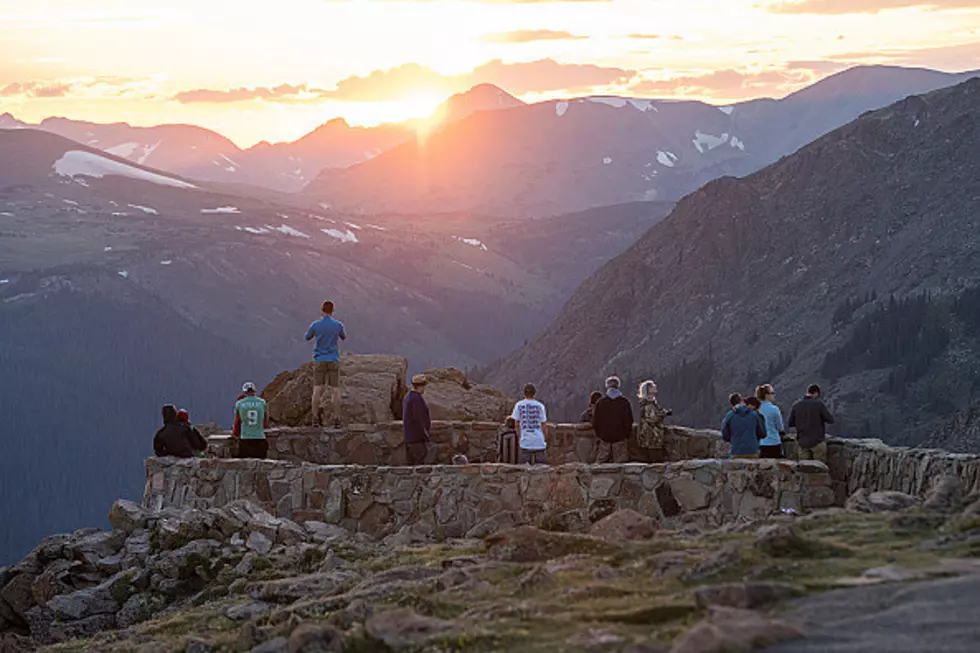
xmin=788 ymin=396 xmax=835 ymax=449
xmin=402 ymin=390 xmax=431 ymax=444
xmin=592 ymin=395 xmax=634 ymax=443
xmin=721 ymin=405 xmax=766 ymax=456
xmin=153 ymin=422 xmax=207 ymax=458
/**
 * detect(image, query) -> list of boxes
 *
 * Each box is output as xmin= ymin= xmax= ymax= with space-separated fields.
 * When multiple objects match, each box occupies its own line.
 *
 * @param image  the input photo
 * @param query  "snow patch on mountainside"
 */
xmin=137 ymin=141 xmax=162 ymax=165
xmin=454 ymin=236 xmax=489 ymax=251
xmin=128 ymin=204 xmax=159 ymax=215
xmin=201 ymin=206 xmax=240 ymax=214
xmin=692 ymin=130 xmax=729 ymax=153
xmin=656 ymin=150 xmax=678 ymax=168
xmin=555 ymin=101 xmax=569 ymax=117
xmin=730 ymin=136 xmax=746 ymax=151
xmin=718 ymin=106 xmax=734 ymax=115
xmin=322 ymin=228 xmax=359 ymax=243
xmin=106 ymin=142 xmax=140 ymax=158
xmin=275 ymin=225 xmax=310 ymax=238
xmin=53 ymin=151 xmax=196 ymax=189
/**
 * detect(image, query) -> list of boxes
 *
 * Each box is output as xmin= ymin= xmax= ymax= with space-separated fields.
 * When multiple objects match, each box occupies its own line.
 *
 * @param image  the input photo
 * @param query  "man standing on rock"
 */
xmin=305 ymin=300 xmax=346 ymax=428
xmin=234 ymin=382 xmax=269 ymax=459
xmin=511 ymin=384 xmax=548 ymax=465
xmin=789 ymin=384 xmax=835 ymax=464
xmin=592 ymin=376 xmax=633 ymax=463
xmin=403 ymin=374 xmax=431 ymax=465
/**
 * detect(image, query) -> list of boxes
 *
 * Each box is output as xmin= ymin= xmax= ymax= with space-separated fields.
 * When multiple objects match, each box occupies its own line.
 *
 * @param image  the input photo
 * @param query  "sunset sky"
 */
xmin=1 ymin=0 xmax=979 ymax=147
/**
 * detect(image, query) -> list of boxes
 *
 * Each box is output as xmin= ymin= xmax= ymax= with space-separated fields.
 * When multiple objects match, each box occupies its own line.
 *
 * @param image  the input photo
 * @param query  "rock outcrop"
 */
xmin=419 ymin=367 xmax=514 ymax=422
xmin=263 ymin=355 xmax=409 ymax=426
xmin=262 ymin=357 xmax=513 ymax=427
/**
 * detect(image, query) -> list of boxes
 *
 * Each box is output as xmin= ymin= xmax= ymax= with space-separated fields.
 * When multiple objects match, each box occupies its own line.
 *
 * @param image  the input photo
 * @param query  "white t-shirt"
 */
xmin=511 ymin=399 xmax=547 ymax=450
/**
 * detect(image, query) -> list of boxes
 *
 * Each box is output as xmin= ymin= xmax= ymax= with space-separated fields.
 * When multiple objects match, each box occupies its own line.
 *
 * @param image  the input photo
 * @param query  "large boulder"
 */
xmin=589 ymin=509 xmax=657 ymax=541
xmin=263 ymin=355 xmax=408 ymax=426
xmin=421 ymin=368 xmax=513 ymax=422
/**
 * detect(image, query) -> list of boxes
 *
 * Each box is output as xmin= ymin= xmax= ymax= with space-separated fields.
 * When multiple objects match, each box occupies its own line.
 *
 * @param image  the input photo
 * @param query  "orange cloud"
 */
xmin=770 ymin=0 xmax=980 ymax=13
xmin=2 ymin=81 xmax=74 ymax=98
xmin=174 ymin=84 xmax=317 ymax=104
xmin=628 ymin=64 xmax=842 ymax=98
xmin=173 ymin=58 xmax=635 ymax=104
xmin=484 ymin=30 xmax=588 ymax=42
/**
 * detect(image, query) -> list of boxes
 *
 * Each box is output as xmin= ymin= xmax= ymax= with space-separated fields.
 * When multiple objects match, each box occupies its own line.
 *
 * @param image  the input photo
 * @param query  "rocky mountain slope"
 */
xmin=485 ymin=78 xmax=980 ymax=447
xmin=306 ymin=66 xmax=979 ymax=217
xmin=0 ymin=128 xmax=668 ymax=564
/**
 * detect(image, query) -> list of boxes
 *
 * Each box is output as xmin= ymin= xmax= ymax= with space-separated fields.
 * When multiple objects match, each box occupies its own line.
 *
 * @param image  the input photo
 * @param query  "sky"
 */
xmin=1 ymin=0 xmax=979 ymax=147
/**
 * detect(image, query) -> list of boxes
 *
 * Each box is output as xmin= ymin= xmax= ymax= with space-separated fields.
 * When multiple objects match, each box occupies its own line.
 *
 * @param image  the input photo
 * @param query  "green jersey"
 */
xmin=236 ymin=396 xmax=267 ymax=440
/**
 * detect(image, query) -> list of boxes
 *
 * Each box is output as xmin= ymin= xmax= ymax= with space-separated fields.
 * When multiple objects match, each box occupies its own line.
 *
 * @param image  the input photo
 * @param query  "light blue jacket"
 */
xmin=758 ymin=400 xmax=785 ymax=447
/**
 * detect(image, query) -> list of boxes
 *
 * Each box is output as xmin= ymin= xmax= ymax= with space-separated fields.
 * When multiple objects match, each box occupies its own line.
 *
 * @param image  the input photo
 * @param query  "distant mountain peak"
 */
xmin=437 ymin=84 xmax=525 ymax=123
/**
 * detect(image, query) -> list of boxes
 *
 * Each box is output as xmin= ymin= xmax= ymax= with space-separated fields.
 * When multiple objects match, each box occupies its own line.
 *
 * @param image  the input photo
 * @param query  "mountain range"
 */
xmin=484 ymin=77 xmax=980 ymax=453
xmin=3 ymin=63 xmax=980 ymax=563
xmin=306 ymin=66 xmax=980 ymax=216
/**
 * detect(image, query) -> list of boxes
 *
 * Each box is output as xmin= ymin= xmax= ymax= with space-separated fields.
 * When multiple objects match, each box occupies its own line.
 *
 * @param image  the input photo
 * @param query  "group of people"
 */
xmin=153 ymin=298 xmax=837 ymax=467
xmin=723 ymin=383 xmax=835 ymax=463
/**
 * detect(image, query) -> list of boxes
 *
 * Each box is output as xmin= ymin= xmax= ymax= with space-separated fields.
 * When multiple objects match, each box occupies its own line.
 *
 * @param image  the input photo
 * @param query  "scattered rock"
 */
xmin=108 ymin=500 xmax=148 ymax=534
xmin=694 ymin=583 xmax=800 ymax=610
xmin=247 ymin=532 xmax=274 ymax=556
xmin=589 ymin=509 xmax=657 ymax=541
xmin=364 ymin=608 xmax=465 ymax=650
xmin=326 ymin=598 xmax=373 ymax=630
xmin=486 ymin=526 xmax=617 ymax=563
xmin=565 ymin=628 xmax=626 ymax=649
xmin=754 ymin=524 xmax=844 ymax=558
xmin=287 ymin=622 xmax=344 ymax=652
xmin=670 ymin=607 xmax=804 ymax=653
xmin=517 ymin=565 xmax=557 ymax=594
xmin=923 ymin=475 xmax=964 ymax=512
xmin=846 ymin=489 xmax=920 ymax=513
xmin=250 ymin=636 xmax=288 ymax=653
xmin=226 ymin=601 xmax=272 ymax=622
xmin=684 ymin=544 xmax=742 ymax=581
xmin=250 ymin=572 xmax=359 ymax=604
xmin=185 ymin=637 xmax=213 ymax=653
xmin=304 ymin=522 xmax=350 ymax=544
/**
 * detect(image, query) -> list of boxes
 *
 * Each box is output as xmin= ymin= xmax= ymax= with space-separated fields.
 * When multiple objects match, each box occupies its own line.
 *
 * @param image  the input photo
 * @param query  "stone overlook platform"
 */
xmin=144 ymin=420 xmax=980 ymax=541
xmin=144 ymin=458 xmax=835 ymax=539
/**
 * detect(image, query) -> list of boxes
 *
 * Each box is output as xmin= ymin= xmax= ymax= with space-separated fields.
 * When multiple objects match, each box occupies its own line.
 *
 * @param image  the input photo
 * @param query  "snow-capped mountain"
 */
xmin=305 ymin=66 xmax=980 ymax=217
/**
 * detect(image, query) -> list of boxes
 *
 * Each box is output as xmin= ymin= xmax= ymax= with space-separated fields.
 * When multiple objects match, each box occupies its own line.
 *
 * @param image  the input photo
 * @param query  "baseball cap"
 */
xmin=411 ymin=374 xmax=428 ymax=386
xmin=242 ymin=381 xmax=257 ymax=393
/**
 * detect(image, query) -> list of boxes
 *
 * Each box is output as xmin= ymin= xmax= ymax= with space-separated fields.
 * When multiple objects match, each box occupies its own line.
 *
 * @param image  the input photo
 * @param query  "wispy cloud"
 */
xmin=770 ymin=0 xmax=980 ymax=14
xmin=484 ymin=29 xmax=588 ymax=42
xmin=173 ymin=58 xmax=635 ymax=104
xmin=0 ymin=81 xmax=73 ymax=98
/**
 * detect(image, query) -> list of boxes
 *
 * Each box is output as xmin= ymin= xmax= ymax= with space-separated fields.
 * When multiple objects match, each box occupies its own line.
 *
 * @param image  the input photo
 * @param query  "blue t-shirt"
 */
xmin=305 ymin=316 xmax=346 ymax=362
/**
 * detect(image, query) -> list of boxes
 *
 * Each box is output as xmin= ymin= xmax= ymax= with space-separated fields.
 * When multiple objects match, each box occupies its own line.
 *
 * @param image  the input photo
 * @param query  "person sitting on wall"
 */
xmin=154 ymin=404 xmax=207 ymax=458
xmin=637 ymin=380 xmax=672 ymax=463
xmin=721 ymin=393 xmax=765 ymax=459
xmin=511 ymin=383 xmax=549 ymax=465
xmin=403 ymin=374 xmax=431 ymax=465
xmin=234 ymin=382 xmax=269 ymax=459
xmin=175 ymin=408 xmax=207 ymax=458
xmin=592 ymin=376 xmax=634 ymax=463
xmin=789 ymin=383 xmax=835 ymax=464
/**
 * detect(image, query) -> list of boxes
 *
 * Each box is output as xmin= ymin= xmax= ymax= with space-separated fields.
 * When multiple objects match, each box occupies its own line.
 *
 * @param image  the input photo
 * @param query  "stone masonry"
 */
xmin=207 ymin=423 xmax=731 ymax=466
xmin=144 ymin=457 xmax=835 ymax=540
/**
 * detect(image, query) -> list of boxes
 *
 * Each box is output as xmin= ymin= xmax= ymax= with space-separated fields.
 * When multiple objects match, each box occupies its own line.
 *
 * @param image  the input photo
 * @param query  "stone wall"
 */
xmin=207 ymin=423 xmax=731 ymax=466
xmin=827 ymin=437 xmax=980 ymax=504
xmin=144 ymin=457 xmax=834 ymax=539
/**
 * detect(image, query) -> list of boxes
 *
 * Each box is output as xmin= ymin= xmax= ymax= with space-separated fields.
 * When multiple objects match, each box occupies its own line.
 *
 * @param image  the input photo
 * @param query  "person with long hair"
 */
xmin=755 ymin=384 xmax=785 ymax=459
xmin=637 ymin=380 xmax=672 ymax=463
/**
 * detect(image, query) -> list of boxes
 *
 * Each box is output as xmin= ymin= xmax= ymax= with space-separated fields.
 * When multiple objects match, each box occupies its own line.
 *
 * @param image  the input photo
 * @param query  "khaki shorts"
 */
xmin=314 ymin=360 xmax=340 ymax=387
xmin=800 ymin=441 xmax=828 ymax=464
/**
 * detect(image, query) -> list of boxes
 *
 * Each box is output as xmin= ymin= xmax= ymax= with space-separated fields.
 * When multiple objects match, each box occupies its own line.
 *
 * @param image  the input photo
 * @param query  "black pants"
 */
xmin=406 ymin=441 xmax=428 ymax=465
xmin=759 ymin=444 xmax=784 ymax=459
xmin=237 ymin=439 xmax=269 ymax=459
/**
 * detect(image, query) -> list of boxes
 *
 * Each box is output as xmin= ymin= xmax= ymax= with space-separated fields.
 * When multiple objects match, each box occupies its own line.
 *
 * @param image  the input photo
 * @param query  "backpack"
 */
xmin=497 ymin=428 xmax=518 ymax=464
